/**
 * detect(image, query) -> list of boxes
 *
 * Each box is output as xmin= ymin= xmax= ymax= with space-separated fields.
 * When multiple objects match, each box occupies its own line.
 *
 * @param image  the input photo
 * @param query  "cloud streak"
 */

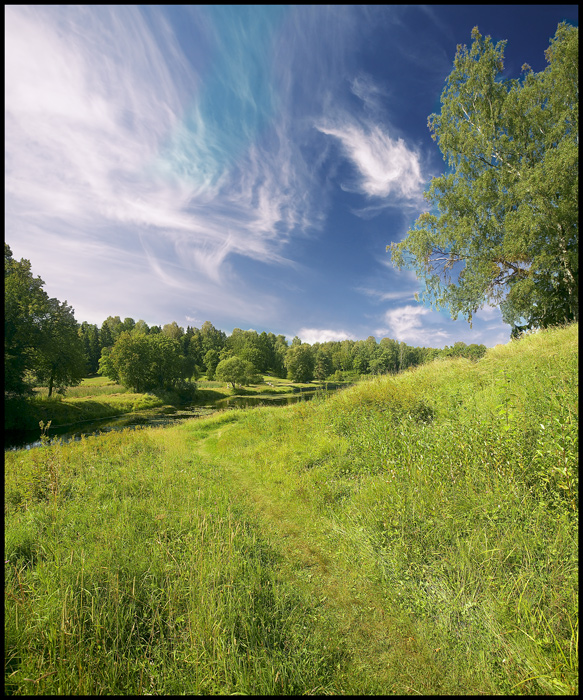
xmin=315 ymin=118 xmax=424 ymax=201
xmin=4 ymin=5 xmax=322 ymax=301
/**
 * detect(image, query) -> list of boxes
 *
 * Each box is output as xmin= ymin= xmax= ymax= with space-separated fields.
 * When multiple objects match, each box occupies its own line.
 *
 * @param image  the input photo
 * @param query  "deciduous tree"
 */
xmin=215 ymin=356 xmax=261 ymax=389
xmin=285 ymin=344 xmax=315 ymax=383
xmin=203 ymin=349 xmax=220 ymax=380
xmin=314 ymin=349 xmax=332 ymax=380
xmin=5 ymin=244 xmax=48 ymax=395
xmin=33 ymin=297 xmax=86 ymax=397
xmin=99 ymin=330 xmax=193 ymax=392
xmin=389 ymin=23 xmax=578 ymax=333
xmin=5 ymin=244 xmax=85 ymax=397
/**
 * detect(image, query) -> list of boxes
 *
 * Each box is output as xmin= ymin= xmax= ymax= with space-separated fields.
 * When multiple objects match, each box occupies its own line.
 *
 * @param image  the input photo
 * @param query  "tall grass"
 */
xmin=5 ymin=422 xmax=345 ymax=694
xmin=5 ymin=323 xmax=578 ymax=694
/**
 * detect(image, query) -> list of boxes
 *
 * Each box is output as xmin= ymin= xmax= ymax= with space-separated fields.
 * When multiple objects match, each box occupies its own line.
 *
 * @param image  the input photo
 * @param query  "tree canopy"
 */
xmin=32 ymin=297 xmax=87 ymax=397
xmin=389 ymin=23 xmax=578 ymax=333
xmin=215 ymin=356 xmax=261 ymax=389
xmin=98 ymin=331 xmax=196 ymax=393
xmin=285 ymin=344 xmax=315 ymax=383
xmin=5 ymin=244 xmax=86 ymax=397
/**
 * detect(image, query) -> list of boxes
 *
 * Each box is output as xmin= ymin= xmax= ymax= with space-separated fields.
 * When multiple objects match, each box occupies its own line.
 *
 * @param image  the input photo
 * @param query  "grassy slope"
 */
xmin=5 ymin=324 xmax=578 ymax=694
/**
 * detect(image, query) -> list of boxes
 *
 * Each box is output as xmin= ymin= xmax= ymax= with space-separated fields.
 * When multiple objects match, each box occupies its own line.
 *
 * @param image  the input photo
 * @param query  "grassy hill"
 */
xmin=5 ymin=323 xmax=578 ymax=694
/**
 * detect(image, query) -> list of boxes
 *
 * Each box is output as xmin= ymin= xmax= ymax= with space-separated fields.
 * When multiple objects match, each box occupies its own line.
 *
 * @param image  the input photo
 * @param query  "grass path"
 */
xmin=171 ymin=412 xmax=448 ymax=694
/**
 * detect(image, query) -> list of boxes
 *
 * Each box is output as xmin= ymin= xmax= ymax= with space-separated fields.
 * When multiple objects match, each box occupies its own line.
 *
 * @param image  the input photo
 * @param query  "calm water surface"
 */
xmin=5 ymin=391 xmax=322 ymax=451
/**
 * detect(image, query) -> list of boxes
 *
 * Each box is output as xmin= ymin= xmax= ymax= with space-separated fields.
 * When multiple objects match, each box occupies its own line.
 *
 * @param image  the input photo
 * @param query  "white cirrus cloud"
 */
xmin=315 ymin=118 xmax=424 ymax=201
xmin=357 ymin=287 xmax=417 ymax=303
xmin=4 ymin=5 xmax=321 ymax=299
xmin=350 ymin=73 xmax=389 ymax=114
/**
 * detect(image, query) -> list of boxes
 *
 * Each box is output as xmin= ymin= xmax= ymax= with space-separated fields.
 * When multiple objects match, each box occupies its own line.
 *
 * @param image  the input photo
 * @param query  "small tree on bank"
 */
xmin=215 ymin=356 xmax=262 ymax=390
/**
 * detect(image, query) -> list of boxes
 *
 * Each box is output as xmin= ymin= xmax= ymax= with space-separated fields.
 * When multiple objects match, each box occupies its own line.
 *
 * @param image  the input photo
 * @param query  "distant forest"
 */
xmin=6 ymin=243 xmax=486 ymax=399
xmin=83 ymin=315 xmax=487 ymax=387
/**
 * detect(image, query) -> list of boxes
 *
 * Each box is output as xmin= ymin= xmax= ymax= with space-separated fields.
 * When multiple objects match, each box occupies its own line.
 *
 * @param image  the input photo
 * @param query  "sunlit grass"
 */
xmin=5 ymin=323 xmax=578 ymax=694
xmin=5 ymin=427 xmax=346 ymax=694
xmin=33 ymin=376 xmax=127 ymax=399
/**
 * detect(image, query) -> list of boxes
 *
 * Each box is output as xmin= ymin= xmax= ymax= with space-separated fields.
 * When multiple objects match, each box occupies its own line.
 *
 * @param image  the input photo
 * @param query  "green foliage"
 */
xmin=5 ymin=244 xmax=50 ymax=396
xmin=440 ymin=340 xmax=487 ymax=361
xmin=78 ymin=322 xmax=101 ymax=375
xmin=215 ymin=356 xmax=262 ymax=389
xmin=97 ymin=346 xmax=119 ymax=383
xmin=390 ymin=23 xmax=578 ymax=331
xmin=99 ymin=331 xmax=196 ymax=393
xmin=32 ymin=297 xmax=87 ymax=397
xmin=100 ymin=316 xmax=124 ymax=344
xmin=314 ymin=349 xmax=333 ymax=380
xmin=200 ymin=320 xmax=227 ymax=355
xmin=161 ymin=321 xmax=184 ymax=340
xmin=285 ymin=343 xmax=315 ymax=383
xmin=5 ymin=244 xmax=86 ymax=397
xmin=203 ymin=349 xmax=220 ymax=380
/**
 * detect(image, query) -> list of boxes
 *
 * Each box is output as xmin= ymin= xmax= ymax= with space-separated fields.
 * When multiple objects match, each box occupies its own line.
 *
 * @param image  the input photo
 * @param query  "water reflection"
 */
xmin=5 ymin=390 xmax=324 ymax=451
xmin=214 ymin=391 xmax=317 ymax=409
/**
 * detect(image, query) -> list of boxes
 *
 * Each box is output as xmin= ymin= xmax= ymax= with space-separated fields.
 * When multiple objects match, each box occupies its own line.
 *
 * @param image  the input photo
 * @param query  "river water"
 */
xmin=5 ymin=391 xmax=321 ymax=451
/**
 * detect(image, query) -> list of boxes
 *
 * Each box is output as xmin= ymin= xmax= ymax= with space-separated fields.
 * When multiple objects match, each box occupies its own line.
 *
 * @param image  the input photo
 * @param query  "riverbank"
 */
xmin=5 ymin=324 xmax=578 ymax=694
xmin=5 ymin=376 xmax=349 ymax=447
xmin=4 ymin=392 xmax=167 ymax=432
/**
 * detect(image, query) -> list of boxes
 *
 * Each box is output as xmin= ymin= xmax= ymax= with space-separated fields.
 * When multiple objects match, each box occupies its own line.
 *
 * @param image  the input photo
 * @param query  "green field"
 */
xmin=5 ymin=324 xmax=578 ymax=694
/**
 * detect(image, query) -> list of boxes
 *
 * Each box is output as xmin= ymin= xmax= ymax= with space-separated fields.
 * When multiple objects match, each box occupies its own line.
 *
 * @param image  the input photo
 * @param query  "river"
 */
xmin=5 ymin=390 xmax=322 ymax=451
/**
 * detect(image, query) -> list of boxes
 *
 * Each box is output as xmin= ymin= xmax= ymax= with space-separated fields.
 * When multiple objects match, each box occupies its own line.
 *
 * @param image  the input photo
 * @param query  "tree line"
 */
xmin=90 ymin=317 xmax=487 ymax=390
xmin=5 ymin=243 xmax=486 ymax=400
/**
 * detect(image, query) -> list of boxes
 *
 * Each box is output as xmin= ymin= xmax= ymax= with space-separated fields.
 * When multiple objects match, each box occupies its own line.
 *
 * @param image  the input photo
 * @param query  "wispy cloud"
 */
xmin=4 ymin=5 xmax=322 ymax=303
xmin=358 ymin=288 xmax=417 ymax=303
xmin=315 ymin=117 xmax=424 ymax=201
xmin=377 ymin=305 xmax=450 ymax=346
xmin=298 ymin=328 xmax=357 ymax=344
xmin=350 ymin=73 xmax=389 ymax=115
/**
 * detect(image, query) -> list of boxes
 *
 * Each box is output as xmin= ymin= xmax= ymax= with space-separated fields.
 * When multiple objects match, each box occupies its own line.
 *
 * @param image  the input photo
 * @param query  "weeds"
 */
xmin=4 ymin=323 xmax=578 ymax=694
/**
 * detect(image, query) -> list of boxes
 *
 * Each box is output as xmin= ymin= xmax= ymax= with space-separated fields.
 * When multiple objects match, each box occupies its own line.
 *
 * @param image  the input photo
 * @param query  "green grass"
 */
xmin=4 ymin=323 xmax=578 ymax=694
xmin=6 ymin=393 xmax=167 ymax=431
xmin=33 ymin=376 xmax=127 ymax=399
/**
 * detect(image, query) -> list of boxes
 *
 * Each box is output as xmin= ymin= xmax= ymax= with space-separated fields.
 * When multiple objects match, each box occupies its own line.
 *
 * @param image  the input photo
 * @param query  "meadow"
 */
xmin=4 ymin=323 xmax=578 ymax=694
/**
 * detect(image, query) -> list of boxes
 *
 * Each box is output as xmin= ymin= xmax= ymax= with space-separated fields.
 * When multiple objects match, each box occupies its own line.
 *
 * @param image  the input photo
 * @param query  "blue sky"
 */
xmin=5 ymin=5 xmax=578 ymax=347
